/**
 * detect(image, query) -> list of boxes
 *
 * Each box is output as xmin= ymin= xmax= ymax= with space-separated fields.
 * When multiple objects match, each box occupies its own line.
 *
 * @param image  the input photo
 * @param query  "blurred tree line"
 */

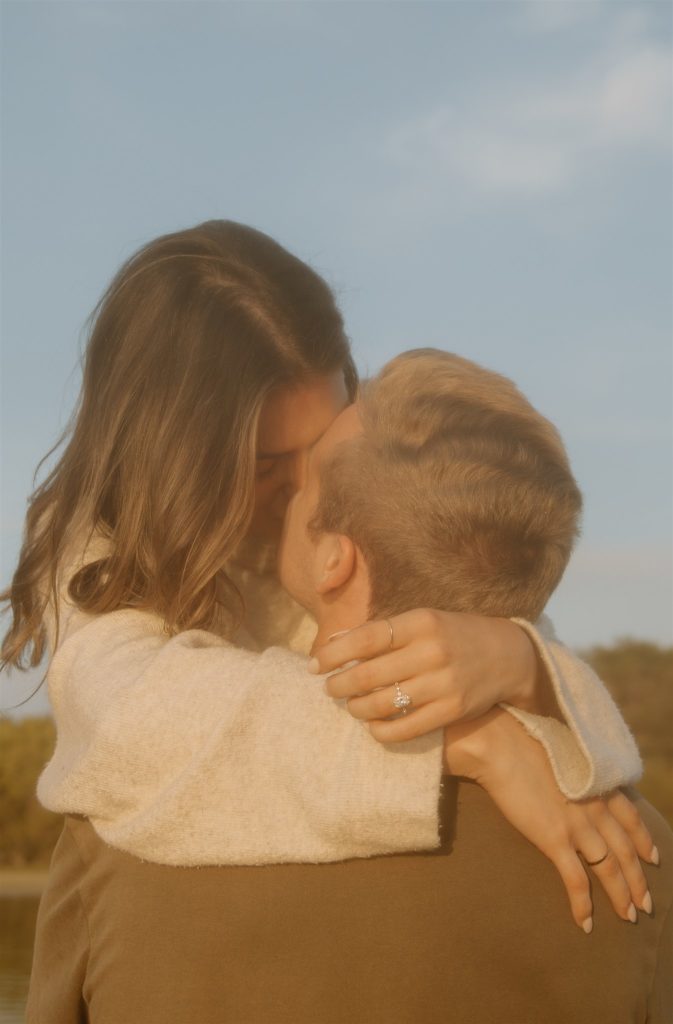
xmin=1 ymin=639 xmax=671 ymax=867
xmin=0 ymin=716 xmax=61 ymax=866
xmin=580 ymin=640 xmax=672 ymax=827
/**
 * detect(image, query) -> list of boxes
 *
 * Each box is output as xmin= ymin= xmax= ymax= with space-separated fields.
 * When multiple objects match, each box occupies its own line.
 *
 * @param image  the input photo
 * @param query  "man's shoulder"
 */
xmin=452 ymin=780 xmax=673 ymax=927
xmin=448 ymin=780 xmax=672 ymax=1014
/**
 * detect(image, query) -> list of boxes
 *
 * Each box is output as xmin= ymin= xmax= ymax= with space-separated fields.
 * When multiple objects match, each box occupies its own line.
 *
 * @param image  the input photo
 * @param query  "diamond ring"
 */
xmin=392 ymin=682 xmax=413 ymax=715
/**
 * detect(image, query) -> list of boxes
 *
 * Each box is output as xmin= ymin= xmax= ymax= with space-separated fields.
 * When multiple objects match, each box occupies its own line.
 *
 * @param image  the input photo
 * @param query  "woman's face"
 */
xmin=249 ymin=371 xmax=351 ymax=540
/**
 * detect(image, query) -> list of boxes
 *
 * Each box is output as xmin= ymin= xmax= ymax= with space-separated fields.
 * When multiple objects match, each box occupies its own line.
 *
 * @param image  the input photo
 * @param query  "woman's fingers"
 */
xmin=605 ymin=790 xmax=659 ymax=866
xmin=343 ymin=672 xmax=464 ymax=728
xmin=590 ymin=851 xmax=642 ymax=920
xmin=579 ymin=839 xmax=635 ymax=922
xmin=583 ymin=797 xmax=654 ymax=916
xmin=547 ymin=823 xmax=639 ymax=931
xmin=367 ymin=697 xmax=452 ymax=742
xmin=311 ymin=610 xmax=441 ymax=675
xmin=323 ymin=646 xmax=435 ymax=699
xmin=310 ymin=618 xmax=400 ymax=675
xmin=549 ymin=847 xmax=594 ymax=932
xmin=312 ymin=610 xmax=526 ymax=726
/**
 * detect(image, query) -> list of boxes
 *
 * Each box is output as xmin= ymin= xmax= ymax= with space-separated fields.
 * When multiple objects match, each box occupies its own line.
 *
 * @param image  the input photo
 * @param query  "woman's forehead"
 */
xmin=257 ymin=372 xmax=350 ymax=456
xmin=309 ymin=403 xmax=363 ymax=471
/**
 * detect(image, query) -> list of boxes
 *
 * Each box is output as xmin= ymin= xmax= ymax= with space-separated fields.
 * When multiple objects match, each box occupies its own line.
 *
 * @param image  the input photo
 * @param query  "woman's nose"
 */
xmin=273 ymin=464 xmax=304 ymax=517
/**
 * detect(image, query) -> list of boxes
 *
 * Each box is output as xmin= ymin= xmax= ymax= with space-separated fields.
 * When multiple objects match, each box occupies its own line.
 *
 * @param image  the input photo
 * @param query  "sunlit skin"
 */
xmin=278 ymin=403 xmax=365 ymax=642
xmin=276 ymin=400 xmax=657 ymax=931
xmin=248 ymin=372 xmax=351 ymax=541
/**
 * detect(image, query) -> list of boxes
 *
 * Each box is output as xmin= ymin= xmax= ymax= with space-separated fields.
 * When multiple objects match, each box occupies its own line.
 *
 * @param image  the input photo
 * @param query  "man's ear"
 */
xmin=314 ymin=534 xmax=356 ymax=595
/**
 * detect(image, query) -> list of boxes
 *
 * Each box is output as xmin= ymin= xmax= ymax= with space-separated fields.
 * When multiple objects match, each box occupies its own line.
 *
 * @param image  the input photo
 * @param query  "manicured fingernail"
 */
xmin=308 ymin=658 xmax=320 ymax=674
xmin=641 ymin=891 xmax=653 ymax=915
xmin=582 ymin=917 xmax=593 ymax=934
xmin=650 ymin=845 xmax=660 ymax=866
xmin=626 ymin=903 xmax=637 ymax=923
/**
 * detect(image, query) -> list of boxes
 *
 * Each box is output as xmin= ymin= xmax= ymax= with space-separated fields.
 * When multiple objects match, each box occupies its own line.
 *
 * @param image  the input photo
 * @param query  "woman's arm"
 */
xmin=505 ymin=615 xmax=642 ymax=798
xmin=39 ymin=542 xmax=444 ymax=866
xmin=40 ymin=606 xmax=445 ymax=866
xmin=311 ymin=609 xmax=642 ymax=799
xmin=442 ymin=707 xmax=656 ymax=932
xmin=41 ymin=591 xmax=654 ymax=935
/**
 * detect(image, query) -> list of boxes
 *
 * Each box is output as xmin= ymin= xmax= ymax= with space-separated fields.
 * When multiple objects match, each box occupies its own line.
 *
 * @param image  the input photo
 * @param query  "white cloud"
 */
xmin=387 ymin=19 xmax=671 ymax=196
xmin=389 ymin=107 xmax=573 ymax=194
xmin=518 ymin=1 xmax=605 ymax=34
xmin=596 ymin=47 xmax=671 ymax=144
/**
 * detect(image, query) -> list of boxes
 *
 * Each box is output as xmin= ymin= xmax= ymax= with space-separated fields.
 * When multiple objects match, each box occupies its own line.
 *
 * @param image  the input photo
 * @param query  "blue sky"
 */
xmin=1 ymin=1 xmax=671 ymax=714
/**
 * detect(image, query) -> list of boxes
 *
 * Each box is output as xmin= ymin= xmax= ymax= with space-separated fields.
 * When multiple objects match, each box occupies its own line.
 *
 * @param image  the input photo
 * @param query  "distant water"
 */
xmin=0 ymin=895 xmax=39 ymax=1024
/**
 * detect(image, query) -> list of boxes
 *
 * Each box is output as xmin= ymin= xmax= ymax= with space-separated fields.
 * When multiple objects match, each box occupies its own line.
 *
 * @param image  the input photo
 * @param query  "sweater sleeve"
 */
xmin=500 ymin=615 xmax=643 ymax=800
xmin=38 ymin=606 xmax=444 ymax=866
xmin=251 ymin=593 xmax=643 ymax=803
xmin=243 ymin=582 xmax=642 ymax=803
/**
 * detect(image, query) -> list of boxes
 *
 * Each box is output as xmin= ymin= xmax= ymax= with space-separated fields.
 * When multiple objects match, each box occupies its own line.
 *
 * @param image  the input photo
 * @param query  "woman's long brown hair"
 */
xmin=1 ymin=220 xmax=357 ymax=669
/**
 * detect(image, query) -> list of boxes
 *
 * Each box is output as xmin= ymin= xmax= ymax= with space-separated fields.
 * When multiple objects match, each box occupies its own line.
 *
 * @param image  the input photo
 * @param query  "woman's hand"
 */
xmin=443 ymin=707 xmax=659 ymax=932
xmin=309 ymin=609 xmax=553 ymax=740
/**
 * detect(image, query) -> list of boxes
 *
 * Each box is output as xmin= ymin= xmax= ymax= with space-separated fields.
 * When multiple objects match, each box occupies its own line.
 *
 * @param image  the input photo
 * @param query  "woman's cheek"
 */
xmin=253 ymin=478 xmax=271 ymax=511
xmin=250 ymin=478 xmax=290 ymax=537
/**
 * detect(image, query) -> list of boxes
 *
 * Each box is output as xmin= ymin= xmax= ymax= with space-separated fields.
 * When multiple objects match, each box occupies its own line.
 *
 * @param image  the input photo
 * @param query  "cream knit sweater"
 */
xmin=36 ymin=536 xmax=642 ymax=867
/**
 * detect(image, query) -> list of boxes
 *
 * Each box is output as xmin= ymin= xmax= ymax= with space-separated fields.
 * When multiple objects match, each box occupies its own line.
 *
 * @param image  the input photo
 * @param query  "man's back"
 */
xmin=27 ymin=781 xmax=672 ymax=1024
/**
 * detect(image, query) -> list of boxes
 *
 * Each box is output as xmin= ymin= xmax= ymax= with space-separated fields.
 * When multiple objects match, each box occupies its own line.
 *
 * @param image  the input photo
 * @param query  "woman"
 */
xmin=0 ymin=220 xmax=654 ymax=1015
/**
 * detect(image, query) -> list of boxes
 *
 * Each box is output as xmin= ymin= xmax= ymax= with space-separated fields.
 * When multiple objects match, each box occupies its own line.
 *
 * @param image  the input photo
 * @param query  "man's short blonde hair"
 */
xmin=311 ymin=349 xmax=582 ymax=622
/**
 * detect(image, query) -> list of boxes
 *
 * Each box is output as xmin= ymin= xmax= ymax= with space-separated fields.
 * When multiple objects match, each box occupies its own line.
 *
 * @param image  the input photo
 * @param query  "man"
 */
xmin=275 ymin=348 xmax=672 ymax=1023
xmin=28 ymin=350 xmax=672 ymax=1023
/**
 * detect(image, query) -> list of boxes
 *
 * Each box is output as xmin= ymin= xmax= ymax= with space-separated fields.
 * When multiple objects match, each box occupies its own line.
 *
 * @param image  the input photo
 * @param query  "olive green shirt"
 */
xmin=26 ymin=781 xmax=673 ymax=1024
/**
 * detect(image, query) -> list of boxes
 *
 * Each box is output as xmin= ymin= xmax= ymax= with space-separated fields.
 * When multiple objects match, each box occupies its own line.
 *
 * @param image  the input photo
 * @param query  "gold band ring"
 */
xmin=585 ymin=850 xmax=610 ymax=867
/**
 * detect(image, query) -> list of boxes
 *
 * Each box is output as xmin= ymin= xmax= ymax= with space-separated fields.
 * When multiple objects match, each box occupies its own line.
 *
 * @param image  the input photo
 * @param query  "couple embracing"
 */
xmin=3 ymin=221 xmax=670 ymax=1023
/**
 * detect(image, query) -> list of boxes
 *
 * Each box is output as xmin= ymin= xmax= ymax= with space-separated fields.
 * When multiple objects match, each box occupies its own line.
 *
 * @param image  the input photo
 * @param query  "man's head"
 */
xmin=278 ymin=349 xmax=582 ymax=625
